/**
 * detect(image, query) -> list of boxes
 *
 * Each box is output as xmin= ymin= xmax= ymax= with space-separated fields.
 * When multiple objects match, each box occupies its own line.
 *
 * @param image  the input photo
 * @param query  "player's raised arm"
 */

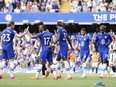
xmin=15 ymin=27 xmax=29 ymax=38
xmin=28 ymin=29 xmax=38 ymax=39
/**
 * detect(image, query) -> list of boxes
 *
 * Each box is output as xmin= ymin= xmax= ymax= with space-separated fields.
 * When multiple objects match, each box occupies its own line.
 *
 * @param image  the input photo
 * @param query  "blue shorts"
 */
xmin=80 ymin=50 xmax=89 ymax=61
xmin=2 ymin=47 xmax=15 ymax=59
xmin=39 ymin=49 xmax=53 ymax=62
xmin=99 ymin=48 xmax=108 ymax=60
xmin=58 ymin=45 xmax=68 ymax=59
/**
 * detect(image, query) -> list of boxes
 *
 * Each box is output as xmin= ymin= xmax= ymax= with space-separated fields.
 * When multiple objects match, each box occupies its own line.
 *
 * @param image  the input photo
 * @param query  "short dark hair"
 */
xmin=7 ymin=21 xmax=14 ymax=27
xmin=34 ymin=21 xmax=44 ymax=27
xmin=81 ymin=28 xmax=86 ymax=31
xmin=57 ymin=21 xmax=64 ymax=27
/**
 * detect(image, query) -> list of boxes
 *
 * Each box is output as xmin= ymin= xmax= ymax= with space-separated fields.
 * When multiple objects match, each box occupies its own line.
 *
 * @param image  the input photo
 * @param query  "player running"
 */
xmin=0 ymin=21 xmax=28 ymax=79
xmin=77 ymin=28 xmax=92 ymax=78
xmin=54 ymin=21 xmax=74 ymax=80
xmin=29 ymin=25 xmax=57 ymax=80
xmin=94 ymin=25 xmax=112 ymax=78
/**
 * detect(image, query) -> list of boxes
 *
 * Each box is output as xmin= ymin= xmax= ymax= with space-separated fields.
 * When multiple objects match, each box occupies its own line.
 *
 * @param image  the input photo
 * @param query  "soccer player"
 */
xmin=29 ymin=25 xmax=57 ymax=80
xmin=77 ymin=28 xmax=92 ymax=78
xmin=94 ymin=25 xmax=112 ymax=78
xmin=0 ymin=21 xmax=28 ymax=79
xmin=54 ymin=21 xmax=74 ymax=80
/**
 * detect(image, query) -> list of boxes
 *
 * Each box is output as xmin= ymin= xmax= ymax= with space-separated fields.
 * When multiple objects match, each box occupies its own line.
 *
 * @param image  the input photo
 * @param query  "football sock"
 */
xmin=36 ymin=64 xmax=42 ymax=78
xmin=82 ymin=63 xmax=87 ymax=76
xmin=100 ymin=63 xmax=107 ymax=77
xmin=0 ymin=62 xmax=3 ymax=75
xmin=64 ymin=61 xmax=71 ymax=77
xmin=51 ymin=64 xmax=57 ymax=77
xmin=9 ymin=61 xmax=15 ymax=77
xmin=107 ymin=67 xmax=111 ymax=77
xmin=56 ymin=61 xmax=61 ymax=76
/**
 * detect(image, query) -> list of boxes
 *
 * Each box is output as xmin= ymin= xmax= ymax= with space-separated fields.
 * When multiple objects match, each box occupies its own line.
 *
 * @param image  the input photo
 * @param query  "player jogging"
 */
xmin=77 ymin=28 xmax=92 ymax=78
xmin=94 ymin=25 xmax=112 ymax=78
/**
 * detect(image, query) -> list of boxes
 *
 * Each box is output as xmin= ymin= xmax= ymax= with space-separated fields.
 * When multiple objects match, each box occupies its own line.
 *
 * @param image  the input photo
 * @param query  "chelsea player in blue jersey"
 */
xmin=95 ymin=25 xmax=112 ymax=78
xmin=54 ymin=21 xmax=74 ymax=80
xmin=29 ymin=25 xmax=57 ymax=80
xmin=0 ymin=21 xmax=28 ymax=79
xmin=77 ymin=28 xmax=92 ymax=78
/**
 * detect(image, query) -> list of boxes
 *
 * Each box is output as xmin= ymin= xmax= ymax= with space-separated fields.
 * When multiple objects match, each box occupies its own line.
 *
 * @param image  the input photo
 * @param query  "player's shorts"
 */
xmin=70 ymin=62 xmax=75 ymax=67
xmin=57 ymin=45 xmax=68 ymax=59
xmin=39 ymin=48 xmax=53 ymax=62
xmin=99 ymin=48 xmax=109 ymax=60
xmin=2 ymin=46 xmax=15 ymax=59
xmin=80 ymin=50 xmax=89 ymax=61
xmin=109 ymin=52 xmax=116 ymax=65
xmin=92 ymin=62 xmax=98 ymax=67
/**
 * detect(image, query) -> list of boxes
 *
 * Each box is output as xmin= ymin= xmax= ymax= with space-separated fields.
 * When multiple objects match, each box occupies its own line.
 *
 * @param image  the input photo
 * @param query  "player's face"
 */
xmin=100 ymin=28 xmax=105 ymax=33
xmin=81 ymin=30 xmax=86 ymax=35
xmin=11 ymin=24 xmax=15 ymax=29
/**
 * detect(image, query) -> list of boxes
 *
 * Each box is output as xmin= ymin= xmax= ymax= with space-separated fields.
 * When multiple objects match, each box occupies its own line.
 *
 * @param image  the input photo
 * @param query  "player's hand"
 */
xmin=24 ymin=26 xmax=29 ymax=34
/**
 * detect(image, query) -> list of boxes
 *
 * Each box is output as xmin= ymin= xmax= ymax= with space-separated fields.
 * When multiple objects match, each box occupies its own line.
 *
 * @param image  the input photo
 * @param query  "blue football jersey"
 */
xmin=37 ymin=31 xmax=52 ymax=47
xmin=95 ymin=32 xmax=112 ymax=51
xmin=57 ymin=27 xmax=68 ymax=46
xmin=2 ymin=28 xmax=16 ymax=47
xmin=78 ymin=35 xmax=91 ymax=51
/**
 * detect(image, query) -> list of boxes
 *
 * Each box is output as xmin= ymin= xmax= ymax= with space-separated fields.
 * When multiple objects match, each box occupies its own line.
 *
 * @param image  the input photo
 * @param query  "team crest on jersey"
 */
xmin=81 ymin=41 xmax=84 ymax=46
xmin=84 ymin=38 xmax=86 ymax=41
xmin=105 ymin=36 xmax=107 ymax=38
xmin=101 ymin=39 xmax=105 ymax=45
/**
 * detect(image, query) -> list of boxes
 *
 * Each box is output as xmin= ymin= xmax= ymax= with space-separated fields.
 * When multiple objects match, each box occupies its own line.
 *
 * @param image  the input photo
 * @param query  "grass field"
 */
xmin=0 ymin=73 xmax=116 ymax=87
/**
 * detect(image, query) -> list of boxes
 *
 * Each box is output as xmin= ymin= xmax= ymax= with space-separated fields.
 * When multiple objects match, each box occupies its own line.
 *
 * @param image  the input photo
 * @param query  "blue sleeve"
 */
xmin=107 ymin=34 xmax=112 ymax=45
xmin=57 ymin=29 xmax=61 ymax=35
xmin=13 ymin=30 xmax=17 ymax=35
xmin=37 ymin=33 xmax=41 ymax=39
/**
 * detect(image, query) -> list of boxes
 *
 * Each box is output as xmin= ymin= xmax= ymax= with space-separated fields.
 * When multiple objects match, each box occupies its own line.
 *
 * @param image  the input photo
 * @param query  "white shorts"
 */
xmin=70 ymin=62 xmax=75 ymax=67
xmin=92 ymin=62 xmax=98 ymax=68
xmin=110 ymin=52 xmax=116 ymax=63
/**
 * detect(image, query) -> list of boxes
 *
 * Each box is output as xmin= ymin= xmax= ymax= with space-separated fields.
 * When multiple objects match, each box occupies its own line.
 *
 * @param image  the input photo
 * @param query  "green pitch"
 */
xmin=0 ymin=73 xmax=116 ymax=87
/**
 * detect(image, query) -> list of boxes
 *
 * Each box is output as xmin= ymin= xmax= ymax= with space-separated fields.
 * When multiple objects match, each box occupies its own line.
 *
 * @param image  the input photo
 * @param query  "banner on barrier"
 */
xmin=0 ymin=12 xmax=116 ymax=23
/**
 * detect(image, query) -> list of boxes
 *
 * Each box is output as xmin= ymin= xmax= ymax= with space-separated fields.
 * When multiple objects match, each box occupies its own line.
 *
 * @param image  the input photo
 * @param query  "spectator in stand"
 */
xmin=52 ymin=0 xmax=60 ymax=12
xmin=14 ymin=6 xmax=21 ymax=13
xmin=5 ymin=1 xmax=13 ymax=12
xmin=26 ymin=1 xmax=32 ymax=12
xmin=31 ymin=1 xmax=38 ymax=12
xmin=0 ymin=0 xmax=4 ymax=10
xmin=20 ymin=2 xmax=26 ymax=12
